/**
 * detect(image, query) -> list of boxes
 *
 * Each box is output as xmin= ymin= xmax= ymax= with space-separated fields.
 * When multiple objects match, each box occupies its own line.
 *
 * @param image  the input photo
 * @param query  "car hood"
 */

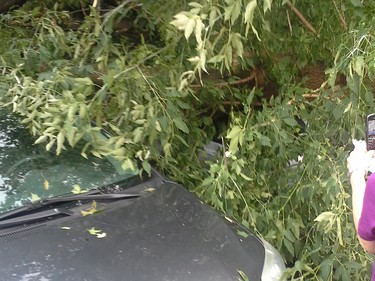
xmin=0 ymin=182 xmax=265 ymax=281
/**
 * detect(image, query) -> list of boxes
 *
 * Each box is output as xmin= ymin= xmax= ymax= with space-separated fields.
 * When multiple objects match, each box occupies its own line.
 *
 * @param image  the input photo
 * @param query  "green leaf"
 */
xmin=188 ymin=2 xmax=203 ymax=8
xmin=132 ymin=127 xmax=144 ymax=143
xmin=163 ymin=143 xmax=171 ymax=157
xmin=208 ymin=55 xmax=225 ymax=64
xmin=224 ymin=4 xmax=233 ymax=22
xmin=320 ymin=259 xmax=332 ymax=280
xmin=81 ymin=201 xmax=99 ymax=216
xmin=251 ymin=24 xmax=261 ymax=41
xmin=79 ymin=104 xmax=87 ymax=118
xmin=87 ymin=227 xmax=102 ymax=235
xmin=176 ymin=134 xmax=189 ymax=146
xmin=34 ymin=135 xmax=48 ymax=144
xmin=56 ymin=131 xmax=65 ymax=155
xmin=230 ymin=0 xmax=242 ymax=24
xmin=194 ymin=18 xmax=205 ymax=46
xmin=66 ymin=125 xmax=77 ymax=147
xmin=30 ymin=193 xmax=41 ymax=202
xmin=60 ymin=226 xmax=71 ymax=230
xmin=67 ymin=103 xmax=78 ymax=122
xmin=209 ymin=7 xmax=218 ymax=27
xmin=46 ymin=139 xmax=56 ymax=152
xmin=184 ymin=18 xmax=196 ymax=40
xmin=142 ymin=160 xmax=152 ymax=175
xmin=227 ymin=125 xmax=242 ymax=139
xmin=71 ymin=184 xmax=89 ymax=194
xmin=227 ymin=125 xmax=243 ymax=153
xmin=352 ymin=56 xmax=364 ymax=76
xmin=284 ymin=238 xmax=294 ymax=256
xmin=244 ymin=0 xmax=257 ymax=24
xmin=259 ymin=135 xmax=271 ymax=146
xmin=96 ymin=232 xmax=107 ymax=239
xmin=75 ymin=77 xmax=93 ymax=86
xmin=231 ymin=33 xmax=244 ymax=58
xmin=263 ymin=0 xmax=272 ymax=13
xmin=174 ymin=119 xmax=189 ymax=133
xmin=237 ymin=270 xmax=249 ymax=281
xmin=237 ymin=230 xmax=249 ymax=238
xmin=122 ymin=158 xmax=136 ymax=172
xmin=314 ymin=211 xmax=335 ymax=222
xmin=283 ymin=117 xmax=298 ymax=127
xmin=170 ymin=13 xmax=189 ymax=30
xmin=350 ymin=0 xmax=363 ymax=7
xmin=229 ymin=137 xmax=240 ymax=154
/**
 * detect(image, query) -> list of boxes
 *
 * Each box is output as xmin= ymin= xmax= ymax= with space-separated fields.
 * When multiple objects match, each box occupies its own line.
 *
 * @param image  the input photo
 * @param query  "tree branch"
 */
xmin=0 ymin=0 xmax=27 ymax=13
xmin=286 ymin=1 xmax=320 ymax=38
xmin=332 ymin=0 xmax=348 ymax=31
xmin=190 ymin=71 xmax=256 ymax=89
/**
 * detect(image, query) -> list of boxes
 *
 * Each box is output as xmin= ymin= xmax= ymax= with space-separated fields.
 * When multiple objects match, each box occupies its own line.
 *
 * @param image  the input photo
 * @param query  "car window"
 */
xmin=0 ymin=109 xmax=138 ymax=214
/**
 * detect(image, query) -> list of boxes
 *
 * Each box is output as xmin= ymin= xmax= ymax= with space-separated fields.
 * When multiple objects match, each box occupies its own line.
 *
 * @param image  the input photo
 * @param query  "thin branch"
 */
xmin=286 ymin=1 xmax=320 ymax=38
xmin=332 ymin=0 xmax=348 ymax=31
xmin=190 ymin=71 xmax=256 ymax=89
xmin=286 ymin=9 xmax=293 ymax=35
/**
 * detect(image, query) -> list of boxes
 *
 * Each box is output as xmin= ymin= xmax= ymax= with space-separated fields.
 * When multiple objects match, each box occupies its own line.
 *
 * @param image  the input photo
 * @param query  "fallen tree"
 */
xmin=1 ymin=1 xmax=375 ymax=280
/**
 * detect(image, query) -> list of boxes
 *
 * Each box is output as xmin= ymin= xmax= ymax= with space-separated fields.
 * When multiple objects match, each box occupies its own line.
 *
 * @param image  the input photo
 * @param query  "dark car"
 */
xmin=0 ymin=109 xmax=285 ymax=281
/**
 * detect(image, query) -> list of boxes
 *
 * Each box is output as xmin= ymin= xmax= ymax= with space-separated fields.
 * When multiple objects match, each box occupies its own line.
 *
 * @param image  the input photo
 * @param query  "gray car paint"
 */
xmin=0 ymin=181 xmax=265 ymax=281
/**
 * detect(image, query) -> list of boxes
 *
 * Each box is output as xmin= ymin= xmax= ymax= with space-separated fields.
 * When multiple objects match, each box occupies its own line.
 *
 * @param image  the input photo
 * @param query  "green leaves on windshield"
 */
xmin=71 ymin=184 xmax=89 ymax=194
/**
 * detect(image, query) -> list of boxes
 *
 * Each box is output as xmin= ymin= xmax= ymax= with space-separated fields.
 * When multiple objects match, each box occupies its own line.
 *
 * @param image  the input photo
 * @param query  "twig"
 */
xmin=286 ymin=9 xmax=293 ymax=35
xmin=286 ymin=1 xmax=320 ymax=38
xmin=93 ymin=0 xmax=101 ymax=13
xmin=332 ymin=0 xmax=348 ymax=31
xmin=190 ymin=71 xmax=256 ymax=89
xmin=287 ymin=85 xmax=346 ymax=104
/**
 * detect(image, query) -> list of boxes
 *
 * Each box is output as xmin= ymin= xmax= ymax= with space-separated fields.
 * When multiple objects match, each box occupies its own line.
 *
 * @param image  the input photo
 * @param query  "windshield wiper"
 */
xmin=0 ymin=208 xmax=74 ymax=228
xmin=0 ymin=192 xmax=140 ymax=222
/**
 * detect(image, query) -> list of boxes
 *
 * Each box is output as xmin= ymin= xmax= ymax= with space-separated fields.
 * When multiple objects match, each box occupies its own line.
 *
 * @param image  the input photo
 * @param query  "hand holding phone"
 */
xmin=366 ymin=113 xmax=375 ymax=151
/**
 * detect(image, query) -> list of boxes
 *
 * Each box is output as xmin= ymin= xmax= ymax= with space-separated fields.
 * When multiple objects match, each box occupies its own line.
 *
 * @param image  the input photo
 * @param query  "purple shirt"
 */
xmin=358 ymin=173 xmax=375 ymax=280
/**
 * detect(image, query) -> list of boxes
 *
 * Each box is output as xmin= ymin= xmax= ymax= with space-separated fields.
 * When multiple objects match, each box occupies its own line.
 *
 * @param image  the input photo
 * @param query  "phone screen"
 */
xmin=367 ymin=114 xmax=375 ymax=150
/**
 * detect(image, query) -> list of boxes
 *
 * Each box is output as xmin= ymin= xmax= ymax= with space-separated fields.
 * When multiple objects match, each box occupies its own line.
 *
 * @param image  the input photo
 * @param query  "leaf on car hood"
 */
xmin=87 ymin=227 xmax=107 ymax=238
xmin=81 ymin=201 xmax=99 ymax=216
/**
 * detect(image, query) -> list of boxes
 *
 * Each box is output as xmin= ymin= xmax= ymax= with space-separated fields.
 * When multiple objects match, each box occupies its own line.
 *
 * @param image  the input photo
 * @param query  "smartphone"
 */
xmin=366 ymin=113 xmax=375 ymax=150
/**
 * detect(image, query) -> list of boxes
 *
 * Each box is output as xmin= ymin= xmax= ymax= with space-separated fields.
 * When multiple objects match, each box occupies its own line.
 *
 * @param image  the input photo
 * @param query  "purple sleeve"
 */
xmin=358 ymin=173 xmax=375 ymax=241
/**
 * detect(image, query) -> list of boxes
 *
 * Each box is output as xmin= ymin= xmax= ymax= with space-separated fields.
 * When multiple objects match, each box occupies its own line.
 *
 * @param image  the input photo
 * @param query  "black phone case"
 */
xmin=366 ymin=113 xmax=375 ymax=150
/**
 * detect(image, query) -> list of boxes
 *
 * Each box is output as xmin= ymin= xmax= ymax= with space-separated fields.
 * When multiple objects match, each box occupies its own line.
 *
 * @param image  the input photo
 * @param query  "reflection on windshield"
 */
xmin=0 ymin=110 xmax=137 ymax=214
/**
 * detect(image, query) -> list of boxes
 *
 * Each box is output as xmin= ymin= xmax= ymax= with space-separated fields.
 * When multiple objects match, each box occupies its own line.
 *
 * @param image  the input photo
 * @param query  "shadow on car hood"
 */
xmin=0 ymin=182 xmax=265 ymax=281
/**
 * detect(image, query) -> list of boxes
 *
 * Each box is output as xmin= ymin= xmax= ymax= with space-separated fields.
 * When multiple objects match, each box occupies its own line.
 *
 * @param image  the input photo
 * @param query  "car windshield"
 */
xmin=0 ymin=109 xmax=138 ymax=215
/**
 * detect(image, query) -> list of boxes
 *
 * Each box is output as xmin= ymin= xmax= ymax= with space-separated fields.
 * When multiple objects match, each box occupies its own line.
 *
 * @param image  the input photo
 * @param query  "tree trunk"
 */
xmin=0 ymin=0 xmax=27 ymax=14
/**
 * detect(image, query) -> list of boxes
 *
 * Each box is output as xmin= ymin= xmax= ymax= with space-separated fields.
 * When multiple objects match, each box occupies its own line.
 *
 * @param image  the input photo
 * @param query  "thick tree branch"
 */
xmin=0 ymin=0 xmax=27 ymax=13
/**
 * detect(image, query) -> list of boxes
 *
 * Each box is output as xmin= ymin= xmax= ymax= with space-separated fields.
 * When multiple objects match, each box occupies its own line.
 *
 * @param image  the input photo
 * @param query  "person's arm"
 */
xmin=351 ymin=170 xmax=375 ymax=254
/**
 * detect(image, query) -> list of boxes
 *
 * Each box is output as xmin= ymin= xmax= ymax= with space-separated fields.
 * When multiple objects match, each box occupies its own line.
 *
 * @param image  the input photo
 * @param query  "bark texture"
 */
xmin=0 ymin=0 xmax=27 ymax=14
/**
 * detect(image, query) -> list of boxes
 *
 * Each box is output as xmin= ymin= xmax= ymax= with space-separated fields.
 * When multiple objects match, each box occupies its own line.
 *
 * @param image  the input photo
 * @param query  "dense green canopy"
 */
xmin=1 ymin=0 xmax=375 ymax=279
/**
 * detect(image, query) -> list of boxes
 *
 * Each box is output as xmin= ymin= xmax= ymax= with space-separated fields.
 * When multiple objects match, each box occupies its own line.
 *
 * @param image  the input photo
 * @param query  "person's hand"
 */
xmin=347 ymin=139 xmax=375 ymax=176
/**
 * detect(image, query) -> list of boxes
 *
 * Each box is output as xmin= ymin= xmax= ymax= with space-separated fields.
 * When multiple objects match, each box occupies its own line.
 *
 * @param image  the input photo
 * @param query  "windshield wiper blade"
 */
xmin=0 ymin=208 xmax=73 ymax=229
xmin=0 ymin=192 xmax=140 ymax=222
xmin=35 ymin=193 xmax=141 ymax=205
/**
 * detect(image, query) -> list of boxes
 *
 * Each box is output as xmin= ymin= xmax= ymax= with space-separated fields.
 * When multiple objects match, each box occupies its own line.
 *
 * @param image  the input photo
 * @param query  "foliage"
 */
xmin=1 ymin=0 xmax=375 ymax=280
